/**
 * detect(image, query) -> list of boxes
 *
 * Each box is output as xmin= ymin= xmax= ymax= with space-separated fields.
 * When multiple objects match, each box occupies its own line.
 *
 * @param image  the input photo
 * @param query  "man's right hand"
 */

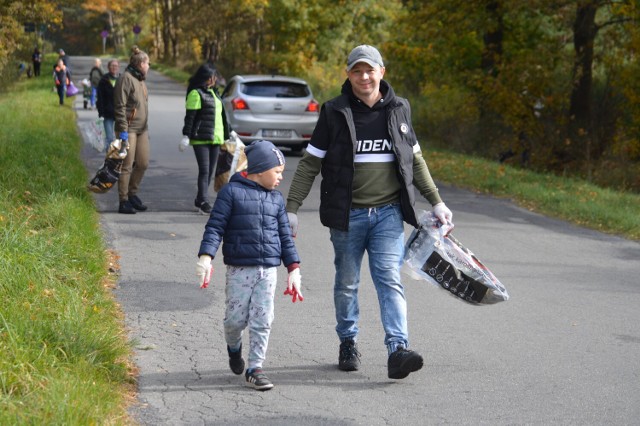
xmin=196 ymin=255 xmax=213 ymax=288
xmin=287 ymin=212 xmax=298 ymax=237
xmin=119 ymin=131 xmax=128 ymax=142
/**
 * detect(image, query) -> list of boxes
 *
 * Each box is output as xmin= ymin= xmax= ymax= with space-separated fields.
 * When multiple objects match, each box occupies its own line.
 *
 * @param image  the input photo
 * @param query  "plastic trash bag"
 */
xmin=83 ymin=118 xmax=104 ymax=152
xmin=403 ymin=210 xmax=509 ymax=305
xmin=86 ymin=139 xmax=128 ymax=194
xmin=66 ymin=81 xmax=79 ymax=97
xmin=214 ymin=131 xmax=247 ymax=192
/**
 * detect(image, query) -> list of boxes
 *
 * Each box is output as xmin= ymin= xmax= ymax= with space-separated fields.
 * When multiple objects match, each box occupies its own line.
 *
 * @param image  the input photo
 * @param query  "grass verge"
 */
xmin=0 ymin=71 xmax=134 ymax=423
xmin=426 ymin=149 xmax=640 ymax=240
xmin=150 ymin=62 xmax=190 ymax=85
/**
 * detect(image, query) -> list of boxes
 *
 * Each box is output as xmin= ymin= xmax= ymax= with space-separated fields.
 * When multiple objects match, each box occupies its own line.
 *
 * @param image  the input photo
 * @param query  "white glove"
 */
xmin=284 ymin=268 xmax=303 ymax=302
xmin=287 ymin=212 xmax=298 ymax=237
xmin=179 ymin=136 xmax=190 ymax=152
xmin=433 ymin=202 xmax=453 ymax=225
xmin=196 ymin=255 xmax=212 ymax=288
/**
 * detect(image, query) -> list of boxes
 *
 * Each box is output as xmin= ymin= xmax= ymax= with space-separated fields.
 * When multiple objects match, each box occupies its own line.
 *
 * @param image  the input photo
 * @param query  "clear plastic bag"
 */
xmin=83 ymin=119 xmax=105 ymax=152
xmin=214 ymin=131 xmax=247 ymax=192
xmin=403 ymin=210 xmax=509 ymax=305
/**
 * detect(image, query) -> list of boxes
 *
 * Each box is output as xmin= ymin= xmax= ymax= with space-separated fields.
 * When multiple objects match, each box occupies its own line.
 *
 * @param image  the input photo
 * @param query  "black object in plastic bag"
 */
xmin=87 ymin=157 xmax=123 ymax=193
xmin=87 ymin=139 xmax=128 ymax=194
xmin=403 ymin=211 xmax=509 ymax=305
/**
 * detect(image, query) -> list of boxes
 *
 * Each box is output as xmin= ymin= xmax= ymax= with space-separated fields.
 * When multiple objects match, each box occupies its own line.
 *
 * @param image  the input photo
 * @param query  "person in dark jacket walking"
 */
xmin=31 ymin=48 xmax=42 ymax=77
xmin=286 ymin=45 xmax=453 ymax=380
xmin=97 ymin=59 xmax=120 ymax=151
xmin=52 ymin=58 xmax=71 ymax=105
xmin=89 ymin=58 xmax=103 ymax=110
xmin=181 ymin=63 xmax=228 ymax=214
xmin=196 ymin=140 xmax=303 ymax=391
xmin=114 ymin=46 xmax=150 ymax=214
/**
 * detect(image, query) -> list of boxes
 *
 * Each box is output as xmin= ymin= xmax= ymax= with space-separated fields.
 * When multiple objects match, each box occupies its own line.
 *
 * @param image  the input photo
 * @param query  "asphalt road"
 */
xmin=72 ymin=56 xmax=640 ymax=425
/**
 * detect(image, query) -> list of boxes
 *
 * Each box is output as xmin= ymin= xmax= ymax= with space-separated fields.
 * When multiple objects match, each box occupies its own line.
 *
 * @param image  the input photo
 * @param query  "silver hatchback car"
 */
xmin=220 ymin=75 xmax=320 ymax=152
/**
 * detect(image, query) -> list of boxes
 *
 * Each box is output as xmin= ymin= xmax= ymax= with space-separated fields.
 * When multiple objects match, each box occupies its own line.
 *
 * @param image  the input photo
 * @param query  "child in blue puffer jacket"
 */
xmin=196 ymin=140 xmax=302 ymax=391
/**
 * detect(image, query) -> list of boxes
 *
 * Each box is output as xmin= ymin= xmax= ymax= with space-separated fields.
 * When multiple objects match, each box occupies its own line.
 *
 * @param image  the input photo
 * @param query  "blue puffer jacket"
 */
xmin=198 ymin=172 xmax=300 ymax=268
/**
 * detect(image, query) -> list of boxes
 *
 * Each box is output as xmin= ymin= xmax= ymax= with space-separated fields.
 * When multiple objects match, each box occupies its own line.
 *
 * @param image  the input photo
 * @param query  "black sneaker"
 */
xmin=245 ymin=369 xmax=274 ymax=391
xmin=338 ymin=339 xmax=361 ymax=371
xmin=118 ymin=200 xmax=136 ymax=214
xmin=128 ymin=195 xmax=148 ymax=211
xmin=387 ymin=346 xmax=423 ymax=379
xmin=194 ymin=199 xmax=211 ymax=214
xmin=199 ymin=202 xmax=212 ymax=214
xmin=227 ymin=345 xmax=245 ymax=375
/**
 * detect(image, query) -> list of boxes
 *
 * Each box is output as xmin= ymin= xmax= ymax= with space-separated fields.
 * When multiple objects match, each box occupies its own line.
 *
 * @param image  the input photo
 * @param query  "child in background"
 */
xmin=196 ymin=140 xmax=303 ymax=391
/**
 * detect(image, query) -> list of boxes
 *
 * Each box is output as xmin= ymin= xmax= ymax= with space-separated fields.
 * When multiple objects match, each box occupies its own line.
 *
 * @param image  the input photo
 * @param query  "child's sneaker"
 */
xmin=227 ymin=345 xmax=245 ymax=375
xmin=245 ymin=369 xmax=274 ymax=391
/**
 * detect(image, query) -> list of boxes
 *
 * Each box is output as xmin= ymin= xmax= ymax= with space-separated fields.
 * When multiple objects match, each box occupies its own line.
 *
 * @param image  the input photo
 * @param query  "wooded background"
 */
xmin=3 ymin=0 xmax=639 ymax=191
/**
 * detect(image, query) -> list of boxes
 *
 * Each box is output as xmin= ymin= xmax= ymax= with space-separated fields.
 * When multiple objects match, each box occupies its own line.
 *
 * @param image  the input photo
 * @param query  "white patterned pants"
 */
xmin=224 ymin=265 xmax=277 ymax=370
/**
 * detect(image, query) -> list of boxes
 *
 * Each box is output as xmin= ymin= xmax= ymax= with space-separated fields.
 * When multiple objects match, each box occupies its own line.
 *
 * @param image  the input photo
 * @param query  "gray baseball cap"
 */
xmin=347 ymin=45 xmax=384 ymax=71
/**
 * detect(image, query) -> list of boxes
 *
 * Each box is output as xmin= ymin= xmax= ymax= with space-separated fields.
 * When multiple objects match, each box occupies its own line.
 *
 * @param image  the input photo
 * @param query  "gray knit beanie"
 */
xmin=245 ymin=140 xmax=285 ymax=174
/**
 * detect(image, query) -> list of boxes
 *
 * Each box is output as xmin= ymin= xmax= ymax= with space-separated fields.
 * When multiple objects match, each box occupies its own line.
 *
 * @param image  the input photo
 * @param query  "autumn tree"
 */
xmin=81 ymin=0 xmax=137 ymax=55
xmin=0 ymin=0 xmax=63 ymax=77
xmin=564 ymin=0 xmax=638 ymax=172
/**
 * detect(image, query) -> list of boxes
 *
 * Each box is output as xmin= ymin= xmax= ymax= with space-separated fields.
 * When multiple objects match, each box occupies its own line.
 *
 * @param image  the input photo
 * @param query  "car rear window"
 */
xmin=241 ymin=81 xmax=310 ymax=98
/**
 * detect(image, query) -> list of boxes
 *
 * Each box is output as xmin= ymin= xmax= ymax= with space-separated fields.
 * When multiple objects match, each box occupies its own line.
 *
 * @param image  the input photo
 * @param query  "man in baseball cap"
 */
xmin=346 ymin=44 xmax=384 ymax=71
xmin=286 ymin=44 xmax=454 ymax=380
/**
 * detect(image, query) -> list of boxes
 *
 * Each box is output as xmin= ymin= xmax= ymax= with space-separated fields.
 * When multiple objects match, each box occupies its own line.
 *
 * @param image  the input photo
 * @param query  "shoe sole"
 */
xmin=245 ymin=381 xmax=274 ymax=391
xmin=338 ymin=362 xmax=360 ymax=372
xmin=388 ymin=356 xmax=424 ymax=379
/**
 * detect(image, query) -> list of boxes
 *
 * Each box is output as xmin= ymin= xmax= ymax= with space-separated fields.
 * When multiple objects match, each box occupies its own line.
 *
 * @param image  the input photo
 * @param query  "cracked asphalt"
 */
xmin=71 ymin=56 xmax=640 ymax=425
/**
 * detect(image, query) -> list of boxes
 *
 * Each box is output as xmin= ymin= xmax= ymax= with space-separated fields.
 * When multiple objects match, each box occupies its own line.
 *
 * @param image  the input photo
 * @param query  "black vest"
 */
xmin=183 ymin=88 xmax=217 ymax=141
xmin=318 ymin=94 xmax=418 ymax=231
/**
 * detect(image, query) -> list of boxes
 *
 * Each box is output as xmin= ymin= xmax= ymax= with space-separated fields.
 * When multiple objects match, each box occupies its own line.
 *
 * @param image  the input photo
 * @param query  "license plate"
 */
xmin=262 ymin=129 xmax=292 ymax=138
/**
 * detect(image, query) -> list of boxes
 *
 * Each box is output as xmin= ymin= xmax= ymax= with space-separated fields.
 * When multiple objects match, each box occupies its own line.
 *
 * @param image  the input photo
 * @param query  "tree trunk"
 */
xmin=153 ymin=0 xmax=162 ymax=59
xmin=170 ymin=0 xmax=180 ymax=62
xmin=567 ymin=1 xmax=599 ymax=169
xmin=569 ymin=1 xmax=598 ymax=128
xmin=478 ymin=1 xmax=504 ymax=153
xmin=162 ymin=0 xmax=172 ymax=62
xmin=481 ymin=1 xmax=503 ymax=77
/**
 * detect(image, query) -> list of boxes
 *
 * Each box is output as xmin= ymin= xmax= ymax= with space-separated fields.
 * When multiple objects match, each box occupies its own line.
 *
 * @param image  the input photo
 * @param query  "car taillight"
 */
xmin=306 ymin=100 xmax=319 ymax=113
xmin=232 ymin=98 xmax=249 ymax=110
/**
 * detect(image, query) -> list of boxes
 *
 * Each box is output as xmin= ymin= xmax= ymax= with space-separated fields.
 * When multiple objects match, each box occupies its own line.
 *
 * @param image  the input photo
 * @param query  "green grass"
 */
xmin=0 ymin=72 xmax=133 ymax=424
xmin=150 ymin=62 xmax=190 ymax=85
xmin=425 ymin=149 xmax=640 ymax=240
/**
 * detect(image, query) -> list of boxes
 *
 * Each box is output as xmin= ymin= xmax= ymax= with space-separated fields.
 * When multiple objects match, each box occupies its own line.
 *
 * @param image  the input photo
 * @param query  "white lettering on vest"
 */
xmin=356 ymin=139 xmax=392 ymax=153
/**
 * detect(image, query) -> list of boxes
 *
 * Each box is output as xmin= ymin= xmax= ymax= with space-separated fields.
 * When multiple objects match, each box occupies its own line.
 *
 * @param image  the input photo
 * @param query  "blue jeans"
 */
xmin=330 ymin=204 xmax=408 ymax=355
xmin=90 ymin=87 xmax=97 ymax=107
xmin=57 ymin=84 xmax=66 ymax=105
xmin=103 ymin=118 xmax=115 ymax=151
